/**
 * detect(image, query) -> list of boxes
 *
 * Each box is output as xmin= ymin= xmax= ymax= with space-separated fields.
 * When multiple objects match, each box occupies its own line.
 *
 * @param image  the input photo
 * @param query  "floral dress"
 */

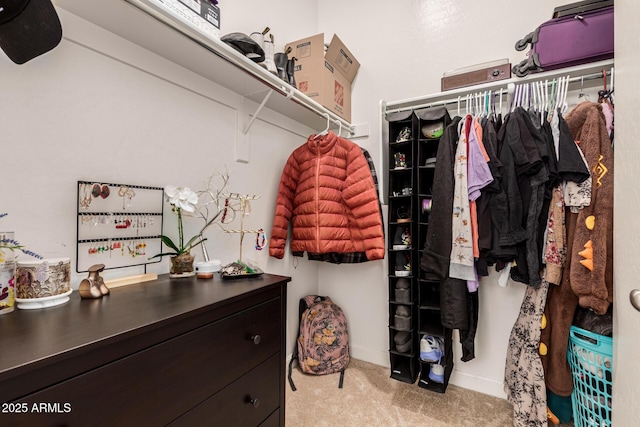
xmin=504 ymin=278 xmax=550 ymax=427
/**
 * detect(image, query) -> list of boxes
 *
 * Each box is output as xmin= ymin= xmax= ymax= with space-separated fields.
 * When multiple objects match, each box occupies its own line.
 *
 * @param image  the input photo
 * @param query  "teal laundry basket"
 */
xmin=567 ymin=325 xmax=613 ymax=427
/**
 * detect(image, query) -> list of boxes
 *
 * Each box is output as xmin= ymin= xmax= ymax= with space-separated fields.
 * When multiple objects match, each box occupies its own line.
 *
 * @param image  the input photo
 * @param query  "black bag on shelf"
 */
xmin=220 ymin=32 xmax=265 ymax=63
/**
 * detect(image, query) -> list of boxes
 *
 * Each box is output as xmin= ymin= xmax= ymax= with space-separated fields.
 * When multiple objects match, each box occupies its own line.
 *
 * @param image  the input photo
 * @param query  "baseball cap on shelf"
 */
xmin=0 ymin=0 xmax=62 ymax=64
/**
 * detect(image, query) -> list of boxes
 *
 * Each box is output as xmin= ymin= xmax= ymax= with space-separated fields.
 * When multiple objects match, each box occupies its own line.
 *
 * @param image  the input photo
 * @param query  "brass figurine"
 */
xmin=79 ymin=263 xmax=109 ymax=299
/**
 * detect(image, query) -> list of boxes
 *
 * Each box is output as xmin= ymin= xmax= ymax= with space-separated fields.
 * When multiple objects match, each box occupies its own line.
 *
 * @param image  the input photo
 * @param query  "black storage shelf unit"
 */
xmin=385 ymin=107 xmax=453 ymax=393
xmin=386 ymin=112 xmax=419 ymax=384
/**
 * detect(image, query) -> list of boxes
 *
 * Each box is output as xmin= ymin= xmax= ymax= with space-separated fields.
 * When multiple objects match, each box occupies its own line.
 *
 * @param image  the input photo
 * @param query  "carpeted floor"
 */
xmin=286 ymin=359 xmax=573 ymax=426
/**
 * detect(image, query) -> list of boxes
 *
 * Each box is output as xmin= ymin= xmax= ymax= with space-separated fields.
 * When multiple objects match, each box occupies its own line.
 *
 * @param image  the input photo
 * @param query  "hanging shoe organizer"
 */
xmin=385 ymin=108 xmax=454 ymax=392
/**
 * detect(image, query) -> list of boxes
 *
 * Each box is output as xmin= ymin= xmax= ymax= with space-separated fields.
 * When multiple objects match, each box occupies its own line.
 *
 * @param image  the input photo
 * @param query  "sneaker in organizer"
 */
xmin=395 ymin=127 xmax=411 ymax=142
xmin=393 ymin=152 xmax=407 ymax=169
xmin=420 ymin=335 xmax=444 ymax=363
xmin=394 ymin=252 xmax=411 ymax=277
xmin=396 ymin=205 xmax=411 ymax=223
xmin=394 ymin=305 xmax=411 ymax=331
xmin=394 ymin=278 xmax=411 ymax=303
xmin=394 ymin=331 xmax=411 ymax=353
xmin=392 ymin=226 xmax=411 ymax=250
xmin=428 ymin=363 xmax=445 ymax=383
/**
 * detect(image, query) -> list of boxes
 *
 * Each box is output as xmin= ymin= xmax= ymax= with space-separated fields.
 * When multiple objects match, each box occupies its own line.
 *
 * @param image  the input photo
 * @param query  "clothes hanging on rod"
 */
xmin=540 ymin=99 xmax=614 ymax=393
xmin=404 ymin=71 xmax=613 ymax=425
xmin=417 ymin=74 xmax=610 ymax=288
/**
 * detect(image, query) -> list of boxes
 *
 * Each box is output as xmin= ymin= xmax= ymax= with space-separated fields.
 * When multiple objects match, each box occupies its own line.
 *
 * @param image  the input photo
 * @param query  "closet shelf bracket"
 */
xmin=243 ymin=89 xmax=274 ymax=135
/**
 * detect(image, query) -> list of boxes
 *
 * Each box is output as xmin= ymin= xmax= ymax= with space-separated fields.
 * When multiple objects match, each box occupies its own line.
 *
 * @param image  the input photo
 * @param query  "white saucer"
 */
xmin=15 ymin=289 xmax=73 ymax=310
xmin=169 ymin=271 xmax=196 ymax=279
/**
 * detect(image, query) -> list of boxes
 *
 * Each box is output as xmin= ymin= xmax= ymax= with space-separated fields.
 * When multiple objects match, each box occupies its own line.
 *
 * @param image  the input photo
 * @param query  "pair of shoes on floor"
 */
xmin=420 ymin=335 xmax=445 ymax=383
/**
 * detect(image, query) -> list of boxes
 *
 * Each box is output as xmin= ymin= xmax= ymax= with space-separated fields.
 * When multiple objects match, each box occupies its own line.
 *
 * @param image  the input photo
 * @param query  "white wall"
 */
xmin=315 ymin=0 xmax=573 ymax=398
xmin=220 ymin=0 xmax=318 ymax=52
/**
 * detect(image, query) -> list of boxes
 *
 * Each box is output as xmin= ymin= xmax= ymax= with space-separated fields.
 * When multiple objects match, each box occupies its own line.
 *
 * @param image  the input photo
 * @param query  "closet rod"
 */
xmin=385 ymin=60 xmax=613 ymax=115
xmin=386 ymin=70 xmax=611 ymax=114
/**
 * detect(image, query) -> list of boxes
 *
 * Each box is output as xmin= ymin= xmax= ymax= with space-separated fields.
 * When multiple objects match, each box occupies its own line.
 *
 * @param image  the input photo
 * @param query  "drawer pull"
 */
xmin=251 ymin=334 xmax=262 ymax=345
xmin=248 ymin=396 xmax=260 ymax=408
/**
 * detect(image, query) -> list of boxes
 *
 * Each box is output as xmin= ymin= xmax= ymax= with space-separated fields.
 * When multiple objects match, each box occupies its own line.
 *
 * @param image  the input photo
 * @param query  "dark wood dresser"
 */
xmin=0 ymin=273 xmax=290 ymax=426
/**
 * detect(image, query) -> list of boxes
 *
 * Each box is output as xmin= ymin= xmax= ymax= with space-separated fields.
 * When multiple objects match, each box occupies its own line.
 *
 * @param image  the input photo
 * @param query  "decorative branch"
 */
xmin=182 ymin=171 xmax=265 ymax=263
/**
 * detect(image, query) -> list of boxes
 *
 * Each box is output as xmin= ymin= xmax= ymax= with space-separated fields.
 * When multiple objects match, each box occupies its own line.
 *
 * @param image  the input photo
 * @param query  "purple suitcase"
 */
xmin=513 ymin=6 xmax=613 ymax=77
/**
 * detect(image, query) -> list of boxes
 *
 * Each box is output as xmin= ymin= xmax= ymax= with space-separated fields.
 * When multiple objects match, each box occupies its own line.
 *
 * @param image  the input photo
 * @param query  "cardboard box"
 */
xmin=285 ymin=33 xmax=360 ymax=122
xmin=155 ymin=0 xmax=221 ymax=40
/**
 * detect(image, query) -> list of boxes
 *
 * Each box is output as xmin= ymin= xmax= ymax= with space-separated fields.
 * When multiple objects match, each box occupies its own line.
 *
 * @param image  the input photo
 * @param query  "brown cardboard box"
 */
xmin=285 ymin=33 xmax=360 ymax=122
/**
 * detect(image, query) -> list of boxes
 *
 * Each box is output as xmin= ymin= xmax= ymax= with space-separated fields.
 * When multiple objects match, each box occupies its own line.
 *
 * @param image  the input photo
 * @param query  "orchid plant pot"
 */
xmin=170 ymin=253 xmax=196 ymax=278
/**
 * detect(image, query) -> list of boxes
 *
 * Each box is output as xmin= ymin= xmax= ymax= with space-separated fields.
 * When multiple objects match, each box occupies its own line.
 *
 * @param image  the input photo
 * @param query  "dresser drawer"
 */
xmin=259 ymin=408 xmax=281 ymax=427
xmin=169 ymin=354 xmax=280 ymax=427
xmin=6 ymin=297 xmax=281 ymax=427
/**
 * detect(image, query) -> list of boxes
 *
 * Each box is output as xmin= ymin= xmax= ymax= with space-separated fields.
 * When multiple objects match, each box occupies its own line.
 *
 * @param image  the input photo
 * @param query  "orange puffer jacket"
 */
xmin=269 ymin=132 xmax=385 ymax=260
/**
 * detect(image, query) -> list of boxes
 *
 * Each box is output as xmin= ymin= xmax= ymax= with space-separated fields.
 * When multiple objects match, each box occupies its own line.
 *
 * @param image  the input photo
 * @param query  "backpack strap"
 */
xmin=300 ymin=296 xmax=314 ymax=319
xmin=288 ymin=296 xmax=317 ymax=392
xmin=288 ymin=357 xmax=298 ymax=391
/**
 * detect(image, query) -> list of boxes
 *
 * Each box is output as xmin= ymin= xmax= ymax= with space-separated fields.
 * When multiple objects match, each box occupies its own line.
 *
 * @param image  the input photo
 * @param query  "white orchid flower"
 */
xmin=165 ymin=185 xmax=199 ymax=212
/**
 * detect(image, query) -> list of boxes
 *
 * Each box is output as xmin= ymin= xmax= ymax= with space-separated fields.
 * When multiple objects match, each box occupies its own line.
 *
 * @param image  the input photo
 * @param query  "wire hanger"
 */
xmin=542 ymin=79 xmax=548 ymax=113
xmin=473 ymin=93 xmax=479 ymax=117
xmin=548 ymin=78 xmax=557 ymax=117
xmin=486 ymin=90 xmax=491 ymax=117
xmin=561 ymin=75 xmax=570 ymax=114
xmin=314 ymin=113 xmax=331 ymax=138
xmin=490 ymin=90 xmax=496 ymax=118
xmin=511 ymin=84 xmax=520 ymax=112
xmin=536 ymin=81 xmax=545 ymax=125
xmin=578 ymin=76 xmax=589 ymax=101
xmin=553 ymin=77 xmax=561 ymax=114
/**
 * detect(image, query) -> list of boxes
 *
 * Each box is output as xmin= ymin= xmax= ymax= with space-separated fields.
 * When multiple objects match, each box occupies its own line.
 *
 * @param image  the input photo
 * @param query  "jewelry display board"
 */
xmin=76 ymin=181 xmax=164 ymax=273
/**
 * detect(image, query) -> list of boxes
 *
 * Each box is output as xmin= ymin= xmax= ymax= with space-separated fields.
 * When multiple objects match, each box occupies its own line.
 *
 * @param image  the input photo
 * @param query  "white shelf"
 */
xmin=53 ymin=0 xmax=353 ymax=133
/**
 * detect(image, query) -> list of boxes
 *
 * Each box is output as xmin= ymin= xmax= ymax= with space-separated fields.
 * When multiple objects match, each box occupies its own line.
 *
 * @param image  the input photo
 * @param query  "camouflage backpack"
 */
xmin=288 ymin=295 xmax=349 ymax=390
